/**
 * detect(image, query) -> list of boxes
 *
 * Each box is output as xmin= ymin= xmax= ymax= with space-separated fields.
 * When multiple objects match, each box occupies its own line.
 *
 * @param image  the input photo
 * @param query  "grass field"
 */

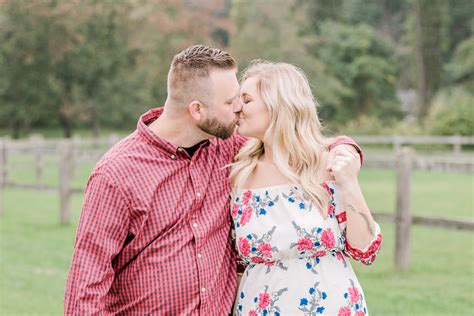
xmin=0 ymin=154 xmax=473 ymax=315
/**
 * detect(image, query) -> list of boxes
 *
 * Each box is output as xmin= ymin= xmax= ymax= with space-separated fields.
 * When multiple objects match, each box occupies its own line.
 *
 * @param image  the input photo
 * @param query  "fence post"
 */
xmin=395 ymin=147 xmax=414 ymax=271
xmin=59 ymin=139 xmax=74 ymax=225
xmin=453 ymin=135 xmax=462 ymax=155
xmin=30 ymin=134 xmax=44 ymax=187
xmin=0 ymin=139 xmax=5 ymax=216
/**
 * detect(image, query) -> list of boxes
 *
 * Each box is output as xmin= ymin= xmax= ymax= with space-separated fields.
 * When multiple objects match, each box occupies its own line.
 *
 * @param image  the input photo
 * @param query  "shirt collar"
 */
xmin=137 ymin=107 xmax=210 ymax=157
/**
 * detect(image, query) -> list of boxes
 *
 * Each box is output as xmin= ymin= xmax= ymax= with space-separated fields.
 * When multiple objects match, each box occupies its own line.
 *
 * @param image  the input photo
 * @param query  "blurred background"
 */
xmin=0 ymin=0 xmax=472 ymax=315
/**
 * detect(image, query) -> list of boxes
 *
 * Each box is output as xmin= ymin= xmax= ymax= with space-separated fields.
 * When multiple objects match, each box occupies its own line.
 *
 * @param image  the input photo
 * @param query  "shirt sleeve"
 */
xmin=325 ymin=182 xmax=382 ymax=266
xmin=327 ymin=135 xmax=364 ymax=166
xmin=344 ymin=223 xmax=382 ymax=265
xmin=64 ymin=173 xmax=130 ymax=315
xmin=232 ymin=134 xmax=248 ymax=157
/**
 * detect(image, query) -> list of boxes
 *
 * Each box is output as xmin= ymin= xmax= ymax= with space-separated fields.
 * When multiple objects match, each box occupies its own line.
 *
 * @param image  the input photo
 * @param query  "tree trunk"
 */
xmin=59 ymin=113 xmax=72 ymax=138
xmin=11 ymin=119 xmax=21 ymax=139
xmin=414 ymin=0 xmax=448 ymax=120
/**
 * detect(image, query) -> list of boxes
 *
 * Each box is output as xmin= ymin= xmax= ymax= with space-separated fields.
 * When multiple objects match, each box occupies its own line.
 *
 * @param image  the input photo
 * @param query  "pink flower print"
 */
xmin=231 ymin=204 xmax=239 ymax=218
xmin=264 ymin=261 xmax=275 ymax=267
xmin=257 ymin=243 xmax=273 ymax=258
xmin=335 ymin=252 xmax=344 ymax=261
xmin=311 ymin=250 xmax=327 ymax=258
xmin=321 ymin=228 xmax=336 ymax=248
xmin=328 ymin=203 xmax=335 ymax=216
xmin=242 ymin=190 xmax=253 ymax=205
xmin=322 ymin=182 xmax=331 ymax=195
xmin=258 ymin=292 xmax=270 ymax=309
xmin=249 ymin=310 xmax=258 ymax=316
xmin=251 ymin=257 xmax=265 ymax=264
xmin=238 ymin=238 xmax=251 ymax=257
xmin=348 ymin=286 xmax=360 ymax=304
xmin=240 ymin=206 xmax=253 ymax=226
xmin=297 ymin=237 xmax=314 ymax=251
xmin=338 ymin=307 xmax=351 ymax=316
xmin=355 ymin=311 xmax=366 ymax=316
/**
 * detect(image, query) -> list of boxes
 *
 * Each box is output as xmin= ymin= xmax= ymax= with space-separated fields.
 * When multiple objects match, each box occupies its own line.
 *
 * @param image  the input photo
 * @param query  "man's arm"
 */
xmin=64 ymin=173 xmax=129 ymax=315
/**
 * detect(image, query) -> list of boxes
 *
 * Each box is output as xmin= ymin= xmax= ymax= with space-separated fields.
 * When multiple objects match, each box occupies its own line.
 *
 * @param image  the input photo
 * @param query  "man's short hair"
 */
xmin=167 ymin=45 xmax=237 ymax=109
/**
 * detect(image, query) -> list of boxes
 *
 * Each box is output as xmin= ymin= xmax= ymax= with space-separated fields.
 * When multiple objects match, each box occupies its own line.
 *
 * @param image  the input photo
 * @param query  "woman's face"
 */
xmin=237 ymin=76 xmax=271 ymax=140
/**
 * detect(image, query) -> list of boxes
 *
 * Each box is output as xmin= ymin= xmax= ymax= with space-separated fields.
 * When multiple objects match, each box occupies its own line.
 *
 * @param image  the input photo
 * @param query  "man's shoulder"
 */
xmin=92 ymin=132 xmax=142 ymax=178
xmin=211 ymin=134 xmax=247 ymax=153
xmin=208 ymin=134 xmax=247 ymax=163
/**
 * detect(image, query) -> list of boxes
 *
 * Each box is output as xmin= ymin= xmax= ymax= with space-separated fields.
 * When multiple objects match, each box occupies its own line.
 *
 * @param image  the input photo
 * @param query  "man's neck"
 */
xmin=148 ymin=108 xmax=210 ymax=148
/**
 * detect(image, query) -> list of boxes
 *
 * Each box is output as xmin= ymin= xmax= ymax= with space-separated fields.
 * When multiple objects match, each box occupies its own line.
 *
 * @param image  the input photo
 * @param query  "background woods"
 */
xmin=0 ymin=0 xmax=472 ymax=138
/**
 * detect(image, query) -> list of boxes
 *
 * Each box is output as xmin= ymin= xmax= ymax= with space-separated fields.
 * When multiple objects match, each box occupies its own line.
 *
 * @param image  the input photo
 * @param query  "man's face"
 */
xmin=197 ymin=69 xmax=242 ymax=139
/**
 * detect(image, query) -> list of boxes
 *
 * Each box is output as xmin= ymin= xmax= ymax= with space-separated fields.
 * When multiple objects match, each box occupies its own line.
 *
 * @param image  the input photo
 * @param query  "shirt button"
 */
xmin=197 ymin=253 xmax=202 ymax=258
xmin=201 ymin=287 xmax=206 ymax=292
xmin=170 ymin=154 xmax=176 ymax=160
xmin=196 ymin=192 xmax=201 ymax=198
xmin=193 ymin=223 xmax=198 ymax=228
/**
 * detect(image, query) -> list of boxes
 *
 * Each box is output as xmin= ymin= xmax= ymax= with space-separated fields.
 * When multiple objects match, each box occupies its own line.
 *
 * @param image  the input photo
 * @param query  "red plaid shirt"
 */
xmin=64 ymin=108 xmax=363 ymax=315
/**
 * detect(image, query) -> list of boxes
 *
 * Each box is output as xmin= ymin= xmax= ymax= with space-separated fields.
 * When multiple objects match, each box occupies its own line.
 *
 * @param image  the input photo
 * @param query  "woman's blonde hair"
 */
xmin=230 ymin=60 xmax=331 ymax=217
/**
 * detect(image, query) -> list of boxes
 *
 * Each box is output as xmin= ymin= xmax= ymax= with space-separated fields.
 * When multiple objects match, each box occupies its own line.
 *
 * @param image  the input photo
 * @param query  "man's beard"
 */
xmin=198 ymin=114 xmax=237 ymax=139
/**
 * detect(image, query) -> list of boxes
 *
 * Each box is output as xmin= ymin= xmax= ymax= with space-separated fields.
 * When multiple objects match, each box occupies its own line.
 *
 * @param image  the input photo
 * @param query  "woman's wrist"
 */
xmin=337 ymin=178 xmax=360 ymax=191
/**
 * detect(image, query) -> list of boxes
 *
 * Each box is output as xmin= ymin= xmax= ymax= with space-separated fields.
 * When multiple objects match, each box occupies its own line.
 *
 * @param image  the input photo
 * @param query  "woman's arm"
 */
xmin=328 ymin=146 xmax=377 ymax=249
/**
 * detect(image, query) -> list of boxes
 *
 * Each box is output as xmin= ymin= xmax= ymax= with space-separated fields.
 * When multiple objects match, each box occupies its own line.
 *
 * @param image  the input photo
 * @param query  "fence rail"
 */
xmin=354 ymin=135 xmax=474 ymax=154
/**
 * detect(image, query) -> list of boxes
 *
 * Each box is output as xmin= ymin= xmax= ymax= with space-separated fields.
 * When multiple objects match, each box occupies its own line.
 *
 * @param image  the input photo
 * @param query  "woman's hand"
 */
xmin=326 ymin=145 xmax=360 ymax=186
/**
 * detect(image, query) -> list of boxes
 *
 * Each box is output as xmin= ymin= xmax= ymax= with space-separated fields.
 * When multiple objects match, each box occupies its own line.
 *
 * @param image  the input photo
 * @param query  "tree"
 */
xmin=0 ymin=1 xmax=61 ymax=137
xmin=230 ymin=0 xmax=349 ymax=124
xmin=411 ymin=0 xmax=450 ymax=120
xmin=311 ymin=21 xmax=400 ymax=123
xmin=0 ymin=1 xmax=150 ymax=137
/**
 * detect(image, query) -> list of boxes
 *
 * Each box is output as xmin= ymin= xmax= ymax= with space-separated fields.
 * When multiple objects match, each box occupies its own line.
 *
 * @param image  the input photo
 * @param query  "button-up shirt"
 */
xmin=64 ymin=108 xmax=363 ymax=315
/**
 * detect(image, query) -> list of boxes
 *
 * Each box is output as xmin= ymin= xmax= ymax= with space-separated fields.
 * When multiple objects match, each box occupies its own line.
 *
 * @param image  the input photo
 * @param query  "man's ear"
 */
xmin=188 ymin=100 xmax=204 ymax=121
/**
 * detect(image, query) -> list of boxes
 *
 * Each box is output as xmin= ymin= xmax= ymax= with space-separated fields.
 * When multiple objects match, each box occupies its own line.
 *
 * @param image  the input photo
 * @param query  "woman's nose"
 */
xmin=233 ymin=98 xmax=243 ymax=113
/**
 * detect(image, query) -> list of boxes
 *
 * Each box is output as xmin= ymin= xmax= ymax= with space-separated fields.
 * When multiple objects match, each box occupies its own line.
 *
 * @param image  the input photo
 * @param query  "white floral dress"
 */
xmin=231 ymin=181 xmax=382 ymax=316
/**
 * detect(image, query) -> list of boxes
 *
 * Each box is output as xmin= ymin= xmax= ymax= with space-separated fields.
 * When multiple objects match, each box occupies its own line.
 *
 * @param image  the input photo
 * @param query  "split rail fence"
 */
xmin=0 ymin=134 xmax=473 ymax=271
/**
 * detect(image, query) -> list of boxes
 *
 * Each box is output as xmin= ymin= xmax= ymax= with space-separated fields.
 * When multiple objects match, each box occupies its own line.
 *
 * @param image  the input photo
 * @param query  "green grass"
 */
xmin=360 ymin=168 xmax=473 ymax=219
xmin=355 ymin=223 xmax=474 ymax=315
xmin=0 ymin=155 xmax=473 ymax=315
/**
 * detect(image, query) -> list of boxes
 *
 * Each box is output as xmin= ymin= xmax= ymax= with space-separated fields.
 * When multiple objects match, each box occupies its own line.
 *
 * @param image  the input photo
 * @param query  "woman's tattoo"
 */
xmin=347 ymin=204 xmax=375 ymax=235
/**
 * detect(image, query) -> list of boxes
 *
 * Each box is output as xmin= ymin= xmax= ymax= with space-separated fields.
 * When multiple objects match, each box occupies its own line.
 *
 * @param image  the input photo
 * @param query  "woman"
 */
xmin=230 ymin=61 xmax=382 ymax=315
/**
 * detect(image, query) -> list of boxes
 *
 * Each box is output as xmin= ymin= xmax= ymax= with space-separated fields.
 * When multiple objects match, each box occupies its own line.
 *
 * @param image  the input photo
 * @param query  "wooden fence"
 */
xmin=353 ymin=135 xmax=474 ymax=154
xmin=0 ymin=134 xmax=473 ymax=271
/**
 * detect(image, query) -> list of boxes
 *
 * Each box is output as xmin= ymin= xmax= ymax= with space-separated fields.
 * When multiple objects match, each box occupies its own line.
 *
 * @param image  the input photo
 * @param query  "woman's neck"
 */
xmin=260 ymin=142 xmax=273 ymax=163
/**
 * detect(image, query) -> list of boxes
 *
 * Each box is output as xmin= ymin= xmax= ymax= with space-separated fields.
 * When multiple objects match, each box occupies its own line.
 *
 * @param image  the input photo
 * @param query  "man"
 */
xmin=64 ymin=45 xmax=363 ymax=315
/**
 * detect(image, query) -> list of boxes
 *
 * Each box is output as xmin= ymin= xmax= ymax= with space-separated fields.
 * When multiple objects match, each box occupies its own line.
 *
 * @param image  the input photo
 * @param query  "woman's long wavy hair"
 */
xmin=230 ymin=61 xmax=332 ymax=217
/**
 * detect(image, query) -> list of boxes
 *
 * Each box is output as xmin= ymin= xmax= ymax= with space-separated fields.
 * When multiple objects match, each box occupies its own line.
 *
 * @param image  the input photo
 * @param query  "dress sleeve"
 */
xmin=325 ymin=182 xmax=382 ymax=265
xmin=327 ymin=135 xmax=364 ymax=166
xmin=64 ymin=173 xmax=130 ymax=315
xmin=230 ymin=220 xmax=248 ymax=273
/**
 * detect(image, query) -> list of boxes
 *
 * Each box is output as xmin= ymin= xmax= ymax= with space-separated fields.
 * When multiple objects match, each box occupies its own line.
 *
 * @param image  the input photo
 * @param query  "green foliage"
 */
xmin=446 ymin=36 xmax=474 ymax=86
xmin=312 ymin=21 xmax=401 ymax=123
xmin=230 ymin=0 xmax=351 ymax=120
xmin=0 ymin=1 xmax=149 ymax=137
xmin=335 ymin=115 xmax=427 ymax=136
xmin=427 ymin=87 xmax=474 ymax=136
xmin=0 ymin=2 xmax=60 ymax=136
xmin=0 ymin=0 xmax=471 ymax=136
